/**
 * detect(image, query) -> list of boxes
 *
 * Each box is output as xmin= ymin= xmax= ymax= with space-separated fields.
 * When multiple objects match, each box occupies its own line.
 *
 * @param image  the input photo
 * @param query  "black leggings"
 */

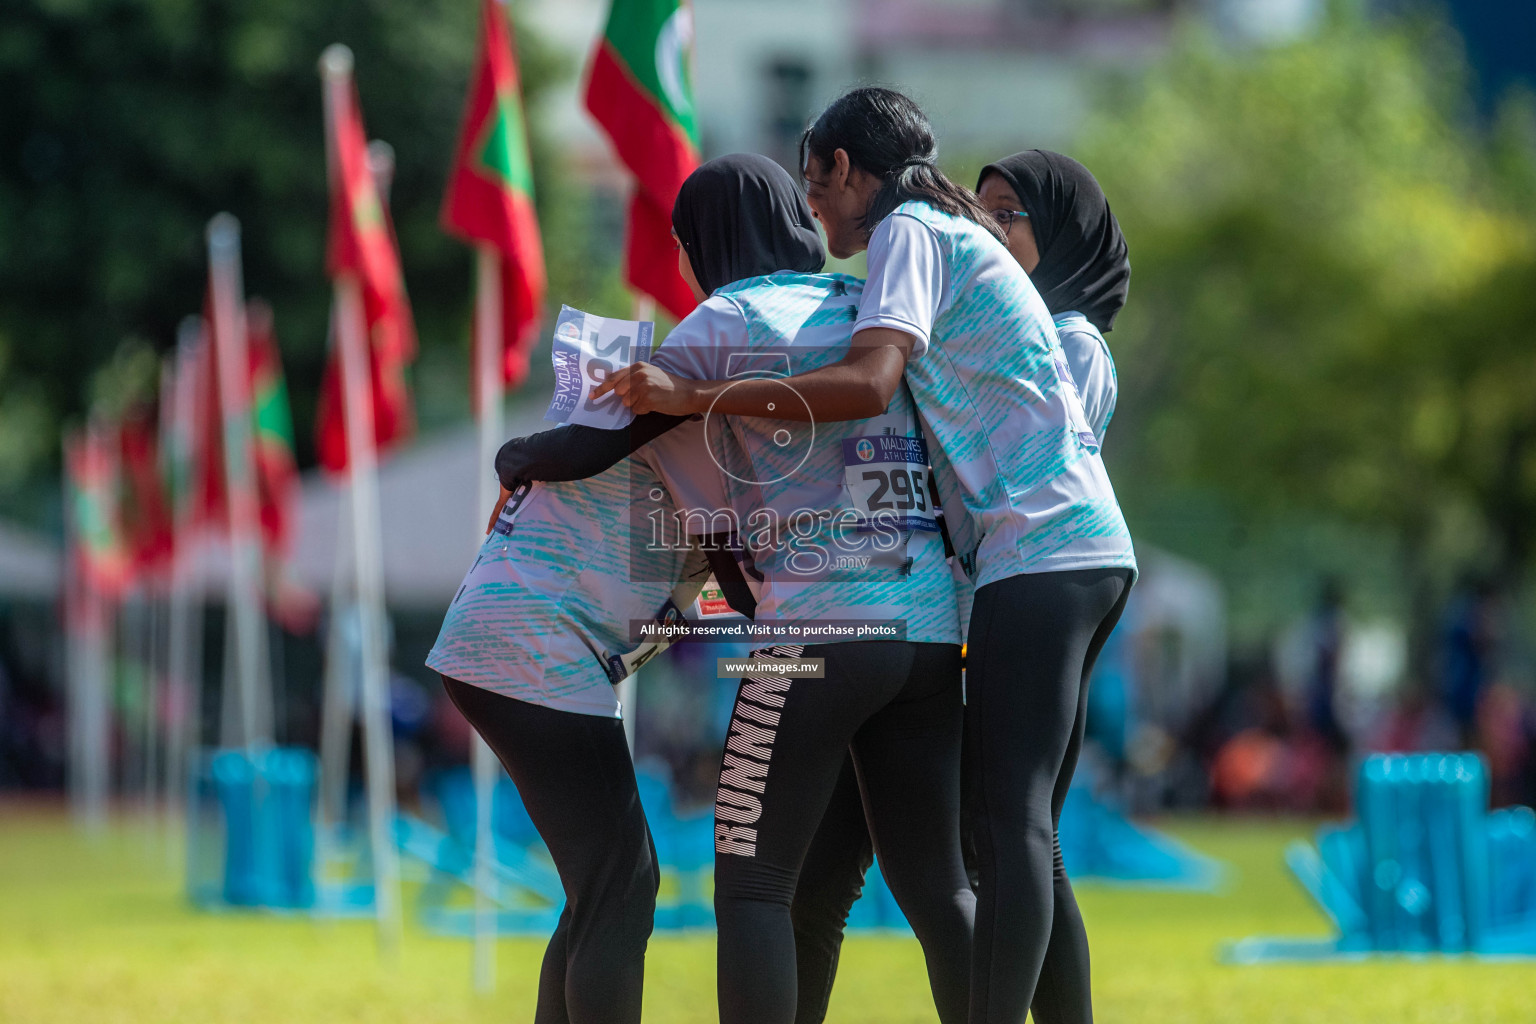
xmin=967 ymin=568 xmax=1131 ymax=1024
xmin=714 ymin=641 xmax=973 ymax=1024
xmin=441 ymin=676 xmax=658 ymax=1024
xmin=792 ymin=574 xmax=1130 ymax=1019
xmin=786 ymin=568 xmax=1136 ymax=1024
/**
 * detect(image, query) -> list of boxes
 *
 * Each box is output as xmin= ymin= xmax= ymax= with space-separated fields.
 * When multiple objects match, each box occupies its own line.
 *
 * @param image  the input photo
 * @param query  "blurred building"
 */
xmin=525 ymin=0 xmax=1325 ymax=179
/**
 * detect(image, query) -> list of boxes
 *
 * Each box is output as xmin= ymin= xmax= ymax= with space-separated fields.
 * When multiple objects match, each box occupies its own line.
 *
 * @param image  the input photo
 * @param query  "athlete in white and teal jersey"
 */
xmin=649 ymin=270 xmax=960 ymax=646
xmin=1055 ymin=312 xmax=1116 ymax=444
xmin=945 ymin=310 xmax=1118 ymax=635
xmin=855 ymin=199 xmax=1136 ymax=588
xmin=426 ymin=456 xmax=704 ymax=718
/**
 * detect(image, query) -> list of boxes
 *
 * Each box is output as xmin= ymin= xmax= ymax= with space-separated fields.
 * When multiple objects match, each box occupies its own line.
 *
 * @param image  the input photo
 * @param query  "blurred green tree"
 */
xmin=1079 ymin=12 xmax=1536 ymax=646
xmin=0 ymin=0 xmax=614 ymax=524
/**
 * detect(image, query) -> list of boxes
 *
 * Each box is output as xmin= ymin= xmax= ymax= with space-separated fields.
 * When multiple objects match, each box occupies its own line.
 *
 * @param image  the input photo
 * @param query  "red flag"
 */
xmin=317 ymin=56 xmax=417 ymax=473
xmin=443 ymin=0 xmax=547 ymax=393
xmin=246 ymin=302 xmax=298 ymax=556
xmin=584 ymin=0 xmax=701 ymax=319
xmin=119 ymin=408 xmax=174 ymax=582
xmin=625 ymin=191 xmax=695 ymax=317
xmin=188 ymin=298 xmax=298 ymax=559
xmin=191 ymin=296 xmax=228 ymax=530
xmin=64 ymin=424 xmax=132 ymax=599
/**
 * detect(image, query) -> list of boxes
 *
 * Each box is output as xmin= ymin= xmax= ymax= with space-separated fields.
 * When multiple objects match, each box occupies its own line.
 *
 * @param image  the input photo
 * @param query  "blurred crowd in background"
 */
xmin=3 ymin=0 xmax=1536 ymax=818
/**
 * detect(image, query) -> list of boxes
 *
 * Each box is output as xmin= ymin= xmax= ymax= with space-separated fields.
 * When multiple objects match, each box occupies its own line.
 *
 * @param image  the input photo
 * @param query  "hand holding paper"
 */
xmin=591 ymin=361 xmax=702 ymax=416
xmin=544 ymin=305 xmax=654 ymax=430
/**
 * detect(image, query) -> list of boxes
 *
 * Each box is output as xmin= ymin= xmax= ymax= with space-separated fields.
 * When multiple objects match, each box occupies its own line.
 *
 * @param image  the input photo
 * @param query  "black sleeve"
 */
xmin=494 ymin=412 xmax=690 ymax=487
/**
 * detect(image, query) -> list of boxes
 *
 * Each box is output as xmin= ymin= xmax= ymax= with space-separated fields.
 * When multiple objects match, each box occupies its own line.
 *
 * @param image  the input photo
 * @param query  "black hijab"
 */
xmin=672 ymin=154 xmax=825 ymax=296
xmin=978 ymin=150 xmax=1130 ymax=332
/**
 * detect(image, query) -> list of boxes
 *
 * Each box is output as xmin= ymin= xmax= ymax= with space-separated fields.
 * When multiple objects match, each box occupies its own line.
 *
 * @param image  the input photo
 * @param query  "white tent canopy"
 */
xmin=285 ymin=401 xmax=553 ymax=609
xmin=0 ymin=519 xmax=61 ymax=600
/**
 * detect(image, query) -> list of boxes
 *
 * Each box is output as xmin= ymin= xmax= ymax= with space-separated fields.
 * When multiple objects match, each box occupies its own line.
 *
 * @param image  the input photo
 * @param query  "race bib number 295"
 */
xmin=841 ymin=435 xmax=939 ymax=533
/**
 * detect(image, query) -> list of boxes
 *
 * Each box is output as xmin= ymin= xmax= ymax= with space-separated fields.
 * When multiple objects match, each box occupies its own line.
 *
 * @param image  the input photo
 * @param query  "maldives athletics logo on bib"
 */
xmin=854 ymin=439 xmax=876 ymax=463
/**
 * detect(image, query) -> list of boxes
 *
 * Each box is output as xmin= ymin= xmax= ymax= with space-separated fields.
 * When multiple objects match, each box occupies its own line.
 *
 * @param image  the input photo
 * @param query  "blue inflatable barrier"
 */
xmin=635 ymin=763 xmax=715 ymax=930
xmin=1059 ymin=781 xmax=1224 ymax=889
xmin=1229 ymin=752 xmax=1536 ymax=962
xmin=393 ymin=813 xmax=562 ymax=936
xmin=416 ymin=759 xmax=1226 ymax=937
xmin=187 ymin=747 xmax=319 ymax=911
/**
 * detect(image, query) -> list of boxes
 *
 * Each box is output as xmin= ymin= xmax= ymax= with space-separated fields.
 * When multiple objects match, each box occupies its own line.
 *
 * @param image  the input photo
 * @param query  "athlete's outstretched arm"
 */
xmin=591 ymin=327 xmax=916 ymax=422
xmin=494 ymin=412 xmax=689 ymax=489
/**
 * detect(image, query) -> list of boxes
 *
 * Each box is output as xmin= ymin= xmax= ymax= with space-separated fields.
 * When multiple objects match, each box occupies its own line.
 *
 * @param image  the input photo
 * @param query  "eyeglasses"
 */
xmin=990 ymin=209 xmax=1029 ymax=233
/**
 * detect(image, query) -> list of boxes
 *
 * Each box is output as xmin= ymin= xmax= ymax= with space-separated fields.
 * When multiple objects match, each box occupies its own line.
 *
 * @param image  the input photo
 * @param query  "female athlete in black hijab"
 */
xmin=673 ymin=152 xmax=824 ymax=294
xmin=790 ymin=151 xmax=1135 ymax=1024
xmin=977 ymin=150 xmax=1130 ymax=446
xmin=495 ymin=153 xmax=976 ymax=1024
xmin=976 ymin=149 xmax=1130 ymax=333
xmin=492 ymin=153 xmax=822 ymax=486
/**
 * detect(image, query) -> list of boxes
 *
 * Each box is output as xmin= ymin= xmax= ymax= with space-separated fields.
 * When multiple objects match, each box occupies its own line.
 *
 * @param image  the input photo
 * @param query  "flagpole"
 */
xmin=321 ymin=42 xmax=403 ymax=959
xmin=143 ymin=589 xmax=163 ymax=835
xmin=165 ymin=320 xmax=206 ymax=838
xmin=617 ymin=294 xmax=656 ymax=756
xmin=79 ymin=561 xmax=112 ymax=833
xmin=333 ymin=270 xmax=403 ymax=957
xmin=154 ymin=354 xmax=176 ymax=843
xmin=101 ymin=421 xmax=127 ymax=823
xmin=62 ymin=433 xmax=83 ymax=824
xmin=471 ymin=243 xmax=504 ymax=993
xmin=317 ymin=478 xmax=356 ymax=842
xmin=206 ymin=215 xmax=271 ymax=755
xmin=63 ymin=431 xmax=110 ymax=833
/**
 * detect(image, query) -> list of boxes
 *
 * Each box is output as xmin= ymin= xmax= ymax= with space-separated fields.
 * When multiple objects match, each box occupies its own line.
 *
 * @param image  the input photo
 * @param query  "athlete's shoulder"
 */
xmin=878 ymin=202 xmax=946 ymax=240
xmin=1053 ymin=312 xmax=1104 ymax=344
xmin=890 ymin=200 xmax=1008 ymax=260
xmin=890 ymin=199 xmax=984 ymax=236
xmin=714 ymin=272 xmax=862 ymax=336
xmin=664 ymin=293 xmax=748 ymax=351
xmin=717 ymin=270 xmax=861 ymax=301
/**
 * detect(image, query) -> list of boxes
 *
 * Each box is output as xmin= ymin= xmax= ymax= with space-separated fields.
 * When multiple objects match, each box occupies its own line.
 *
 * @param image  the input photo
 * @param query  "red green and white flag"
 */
xmin=316 ymin=61 xmax=417 ymax=474
xmin=188 ymin=324 xmax=226 ymax=532
xmin=187 ymin=298 xmax=297 ymax=559
xmin=191 ymin=281 xmax=252 ymax=533
xmin=65 ymin=423 xmax=132 ymax=599
xmin=584 ymin=0 xmax=701 ymax=320
xmin=246 ymin=301 xmax=298 ymax=556
xmin=158 ymin=350 xmax=187 ymax=530
xmin=119 ymin=408 xmax=174 ymax=582
xmin=442 ymin=0 xmax=547 ymax=396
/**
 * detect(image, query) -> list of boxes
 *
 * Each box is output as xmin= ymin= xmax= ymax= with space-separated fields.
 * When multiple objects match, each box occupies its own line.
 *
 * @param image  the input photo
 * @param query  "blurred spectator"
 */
xmin=0 ymin=658 xmax=66 ymax=789
xmin=1372 ymin=680 xmax=1459 ymax=754
xmin=1305 ymin=578 xmax=1347 ymax=754
xmin=1477 ymin=683 xmax=1533 ymax=808
xmin=390 ymin=671 xmax=432 ymax=808
xmin=1439 ymin=578 xmax=1501 ymax=748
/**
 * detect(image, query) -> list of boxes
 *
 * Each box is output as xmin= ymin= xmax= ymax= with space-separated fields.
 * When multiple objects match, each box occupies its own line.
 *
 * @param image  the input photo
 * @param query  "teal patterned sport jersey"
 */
xmin=426 ymin=458 xmax=693 ymax=718
xmin=856 ymin=201 xmax=1136 ymax=589
xmin=651 ymin=271 xmax=961 ymax=645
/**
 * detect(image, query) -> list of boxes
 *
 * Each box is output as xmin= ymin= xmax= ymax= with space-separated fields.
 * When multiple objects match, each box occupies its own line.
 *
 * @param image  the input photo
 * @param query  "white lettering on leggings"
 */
xmin=714 ymin=675 xmax=792 ymax=857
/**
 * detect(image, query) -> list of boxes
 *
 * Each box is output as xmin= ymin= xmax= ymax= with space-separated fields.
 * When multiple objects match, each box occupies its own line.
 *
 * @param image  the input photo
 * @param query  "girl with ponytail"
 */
xmin=598 ymin=88 xmax=1138 ymax=1024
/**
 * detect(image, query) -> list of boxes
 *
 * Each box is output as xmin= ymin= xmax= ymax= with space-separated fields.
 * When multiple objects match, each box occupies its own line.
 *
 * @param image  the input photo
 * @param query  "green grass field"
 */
xmin=0 ymin=805 xmax=1529 ymax=1023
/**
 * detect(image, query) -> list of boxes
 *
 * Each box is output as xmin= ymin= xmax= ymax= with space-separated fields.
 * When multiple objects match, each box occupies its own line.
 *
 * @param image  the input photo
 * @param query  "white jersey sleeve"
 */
xmin=853 ymin=213 xmax=950 ymax=359
xmin=649 ymin=295 xmax=746 ymax=381
xmin=1054 ymin=313 xmax=1118 ymax=443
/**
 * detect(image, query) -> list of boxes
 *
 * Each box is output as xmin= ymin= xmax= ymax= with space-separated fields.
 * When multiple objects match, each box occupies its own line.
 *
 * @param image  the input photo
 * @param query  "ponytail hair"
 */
xmin=800 ymin=87 xmax=1006 ymax=245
